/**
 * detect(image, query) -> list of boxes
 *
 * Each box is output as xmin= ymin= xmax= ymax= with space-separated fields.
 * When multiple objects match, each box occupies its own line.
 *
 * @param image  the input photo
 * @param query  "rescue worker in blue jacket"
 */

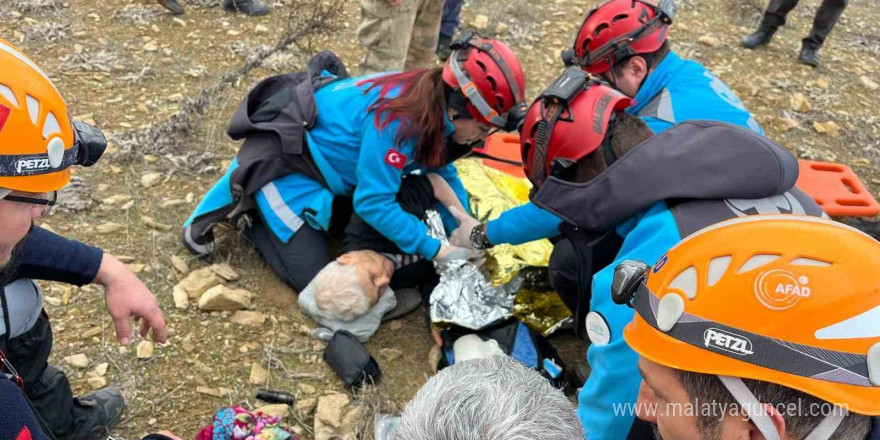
xmin=514 ymin=71 xmax=822 ymax=440
xmin=450 ymin=0 xmax=763 ymax=321
xmin=183 ymin=34 xmax=526 ymax=292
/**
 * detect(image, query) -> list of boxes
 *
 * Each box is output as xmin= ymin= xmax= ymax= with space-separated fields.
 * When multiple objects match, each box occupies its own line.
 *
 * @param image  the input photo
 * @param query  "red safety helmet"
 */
xmin=520 ymin=68 xmax=633 ymax=186
xmin=570 ymin=0 xmax=676 ymax=75
xmin=442 ymin=31 xmax=526 ymax=128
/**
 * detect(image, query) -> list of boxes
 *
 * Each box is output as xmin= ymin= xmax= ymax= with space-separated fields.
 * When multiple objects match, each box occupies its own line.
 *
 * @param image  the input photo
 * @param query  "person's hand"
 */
xmin=94 ymin=254 xmax=168 ymax=345
xmin=385 ymin=0 xmax=404 ymax=6
xmin=434 ymin=244 xmax=479 ymax=263
xmin=448 ymin=206 xmax=480 ymax=250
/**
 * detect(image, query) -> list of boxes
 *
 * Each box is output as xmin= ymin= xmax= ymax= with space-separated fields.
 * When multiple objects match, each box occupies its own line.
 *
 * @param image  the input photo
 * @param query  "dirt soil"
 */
xmin=1 ymin=0 xmax=878 ymax=438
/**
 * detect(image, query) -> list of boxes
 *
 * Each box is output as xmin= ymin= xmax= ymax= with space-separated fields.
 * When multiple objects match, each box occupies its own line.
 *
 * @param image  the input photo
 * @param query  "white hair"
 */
xmin=311 ymin=261 xmax=371 ymax=322
xmin=394 ymin=355 xmax=585 ymax=440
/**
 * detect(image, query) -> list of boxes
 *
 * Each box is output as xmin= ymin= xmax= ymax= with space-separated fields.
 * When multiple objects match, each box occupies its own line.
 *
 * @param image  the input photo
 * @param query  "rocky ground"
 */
xmin=0 ymin=0 xmax=878 ymax=438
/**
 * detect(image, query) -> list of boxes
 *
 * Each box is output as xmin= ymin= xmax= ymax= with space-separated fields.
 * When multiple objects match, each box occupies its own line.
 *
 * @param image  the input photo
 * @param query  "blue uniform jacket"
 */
xmin=485 ymin=50 xmax=762 ymax=246
xmin=185 ymin=74 xmax=469 ymax=259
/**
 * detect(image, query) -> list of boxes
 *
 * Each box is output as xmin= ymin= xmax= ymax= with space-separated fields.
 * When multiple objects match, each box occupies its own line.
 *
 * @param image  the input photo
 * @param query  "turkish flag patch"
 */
xmin=16 ymin=427 xmax=33 ymax=440
xmin=384 ymin=148 xmax=407 ymax=170
xmin=0 ymin=104 xmax=10 ymax=135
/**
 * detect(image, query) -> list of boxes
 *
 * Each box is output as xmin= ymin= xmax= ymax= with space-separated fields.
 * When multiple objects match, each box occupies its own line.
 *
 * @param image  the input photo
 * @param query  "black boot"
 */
xmin=222 ymin=0 xmax=269 ymax=16
xmin=72 ymin=388 xmax=125 ymax=440
xmin=436 ymin=34 xmax=452 ymax=62
xmin=740 ymin=27 xmax=775 ymax=49
xmin=798 ymin=45 xmax=820 ymax=67
xmin=156 ymin=0 xmax=184 ymax=15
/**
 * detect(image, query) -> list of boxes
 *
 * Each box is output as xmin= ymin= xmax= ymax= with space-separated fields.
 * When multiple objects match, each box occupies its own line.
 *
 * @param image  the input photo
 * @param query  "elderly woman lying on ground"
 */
xmin=299 ymin=172 xmax=472 ymax=340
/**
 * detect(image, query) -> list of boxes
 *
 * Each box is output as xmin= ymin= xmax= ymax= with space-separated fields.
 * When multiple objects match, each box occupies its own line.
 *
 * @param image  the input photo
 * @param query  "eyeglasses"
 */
xmin=3 ymin=191 xmax=57 ymax=217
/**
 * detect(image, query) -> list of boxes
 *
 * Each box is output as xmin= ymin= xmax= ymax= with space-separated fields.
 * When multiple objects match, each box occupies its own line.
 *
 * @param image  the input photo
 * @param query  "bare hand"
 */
xmin=448 ymin=206 xmax=480 ymax=250
xmin=95 ymin=254 xmax=168 ymax=345
xmin=386 ymin=0 xmax=404 ymax=6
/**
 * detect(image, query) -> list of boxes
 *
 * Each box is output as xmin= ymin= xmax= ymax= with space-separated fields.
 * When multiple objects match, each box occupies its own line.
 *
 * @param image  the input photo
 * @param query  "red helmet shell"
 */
xmin=521 ymin=83 xmax=633 ymax=186
xmin=574 ymin=0 xmax=670 ymax=75
xmin=442 ymin=39 xmax=526 ymax=126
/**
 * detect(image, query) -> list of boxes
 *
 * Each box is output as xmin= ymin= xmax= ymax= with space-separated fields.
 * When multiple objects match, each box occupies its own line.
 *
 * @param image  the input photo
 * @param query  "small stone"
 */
xmin=143 ymin=42 xmax=158 ymax=52
xmin=813 ymin=121 xmax=841 ymax=137
xmin=182 ymin=337 xmax=196 ymax=353
xmin=87 ymin=376 xmax=108 ymax=390
xmin=255 ymin=24 xmax=269 ymax=34
xmin=494 ymin=22 xmax=508 ymax=34
xmin=101 ymin=195 xmax=132 ymax=206
xmin=81 ymin=327 xmax=102 ymax=339
xmin=173 ymin=285 xmax=189 ymax=310
xmin=789 ymin=92 xmax=812 ymax=112
xmin=142 ymin=216 xmax=173 ymax=231
xmin=390 ymin=321 xmax=403 ymax=331
xmin=316 ymin=394 xmax=350 ymax=429
xmin=198 ymin=285 xmax=254 ymax=311
xmin=94 ymin=363 xmax=109 ymax=377
xmin=196 ymin=386 xmax=224 ymax=397
xmin=296 ymin=398 xmax=317 ymax=414
xmin=209 ymin=263 xmax=239 ymax=281
xmin=166 ymin=93 xmax=183 ymax=102
xmin=227 ymin=29 xmax=241 ymax=36
xmin=140 ymin=172 xmax=163 ymax=188
xmin=256 ymin=404 xmax=289 ymax=418
xmin=250 ymin=363 xmax=269 ymax=385
xmin=697 ymin=35 xmax=721 ymax=47
xmin=776 ymin=116 xmax=799 ymax=132
xmin=472 ymin=14 xmax=489 ymax=30
xmin=173 ymin=17 xmax=186 ymax=27
xmin=178 ymin=268 xmax=222 ymax=298
xmin=44 ymin=296 xmax=61 ymax=307
xmin=137 ymin=340 xmax=155 ymax=359
xmin=379 ymin=348 xmax=402 ymax=361
xmin=815 ymin=77 xmax=829 ymax=89
xmin=160 ymin=199 xmax=187 ymax=208
xmin=231 ymin=311 xmax=266 ymax=327
xmin=860 ymin=76 xmax=879 ymax=91
xmin=299 ymin=383 xmax=317 ymax=395
xmin=97 ymin=222 xmax=125 ymax=234
xmin=64 ymin=353 xmax=90 ymax=369
xmin=170 ymin=255 xmax=189 ymax=274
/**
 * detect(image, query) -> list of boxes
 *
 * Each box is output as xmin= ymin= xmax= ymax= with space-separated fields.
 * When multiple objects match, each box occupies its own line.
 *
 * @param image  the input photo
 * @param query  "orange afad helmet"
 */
xmin=621 ymin=215 xmax=880 ymax=416
xmin=0 ymin=38 xmax=105 ymax=194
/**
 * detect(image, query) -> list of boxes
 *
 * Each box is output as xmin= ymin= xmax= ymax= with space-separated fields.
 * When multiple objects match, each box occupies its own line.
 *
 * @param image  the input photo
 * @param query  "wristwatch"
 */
xmin=469 ymin=223 xmax=494 ymax=250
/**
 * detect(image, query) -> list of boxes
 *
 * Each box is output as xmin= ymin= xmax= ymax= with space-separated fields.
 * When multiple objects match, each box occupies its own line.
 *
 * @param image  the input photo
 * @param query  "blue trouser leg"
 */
xmin=440 ymin=0 xmax=464 ymax=38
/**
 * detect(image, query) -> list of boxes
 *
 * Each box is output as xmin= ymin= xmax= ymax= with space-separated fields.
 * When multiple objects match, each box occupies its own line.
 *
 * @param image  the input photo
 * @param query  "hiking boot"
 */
xmin=740 ymin=28 xmax=775 ymax=49
xmin=156 ymin=0 xmax=185 ymax=15
xmin=798 ymin=45 xmax=820 ymax=67
xmin=436 ymin=34 xmax=452 ymax=62
xmin=222 ymin=0 xmax=269 ymax=16
xmin=73 ymin=388 xmax=125 ymax=440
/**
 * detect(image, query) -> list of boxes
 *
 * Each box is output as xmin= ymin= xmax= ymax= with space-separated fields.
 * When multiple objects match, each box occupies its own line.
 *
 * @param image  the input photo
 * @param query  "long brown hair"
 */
xmin=358 ymin=68 xmax=448 ymax=168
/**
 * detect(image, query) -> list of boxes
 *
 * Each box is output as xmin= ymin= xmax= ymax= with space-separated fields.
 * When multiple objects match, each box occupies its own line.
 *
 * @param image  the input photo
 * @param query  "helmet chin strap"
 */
xmin=718 ymin=376 xmax=847 ymax=440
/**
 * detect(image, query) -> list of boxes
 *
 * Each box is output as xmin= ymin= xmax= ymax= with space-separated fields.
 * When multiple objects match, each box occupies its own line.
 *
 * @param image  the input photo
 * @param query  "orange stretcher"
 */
xmin=796 ymin=160 xmax=880 ymax=217
xmin=474 ymin=133 xmax=526 ymax=178
xmin=477 ymin=135 xmax=880 ymax=218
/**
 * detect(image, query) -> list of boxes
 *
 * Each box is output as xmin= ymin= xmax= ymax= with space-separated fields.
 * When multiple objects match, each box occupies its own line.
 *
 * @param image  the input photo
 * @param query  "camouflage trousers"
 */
xmin=357 ymin=0 xmax=443 ymax=75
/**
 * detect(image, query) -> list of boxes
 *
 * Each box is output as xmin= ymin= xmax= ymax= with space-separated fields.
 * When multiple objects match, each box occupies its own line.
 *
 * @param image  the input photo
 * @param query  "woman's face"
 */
xmin=451 ymin=116 xmax=493 ymax=145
